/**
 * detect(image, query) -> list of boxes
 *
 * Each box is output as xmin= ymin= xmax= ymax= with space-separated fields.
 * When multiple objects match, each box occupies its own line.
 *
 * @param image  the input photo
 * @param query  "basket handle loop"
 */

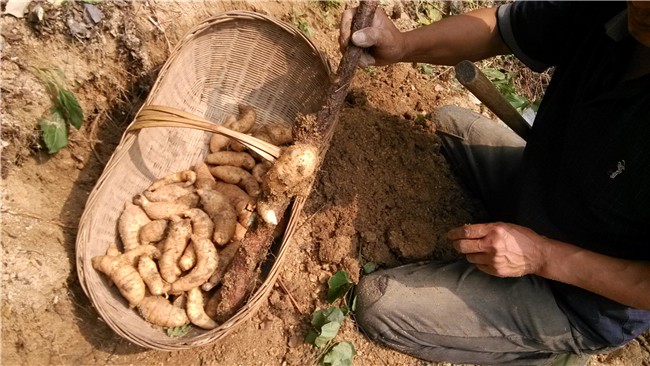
xmin=128 ymin=105 xmax=282 ymax=162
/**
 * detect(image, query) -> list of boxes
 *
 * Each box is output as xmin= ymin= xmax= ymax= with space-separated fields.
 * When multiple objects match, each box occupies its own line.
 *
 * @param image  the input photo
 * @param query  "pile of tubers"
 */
xmin=92 ymin=104 xmax=305 ymax=331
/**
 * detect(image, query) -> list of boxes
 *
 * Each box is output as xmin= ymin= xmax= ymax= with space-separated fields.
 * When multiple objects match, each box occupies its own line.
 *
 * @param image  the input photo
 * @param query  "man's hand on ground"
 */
xmin=448 ymin=222 xmax=547 ymax=277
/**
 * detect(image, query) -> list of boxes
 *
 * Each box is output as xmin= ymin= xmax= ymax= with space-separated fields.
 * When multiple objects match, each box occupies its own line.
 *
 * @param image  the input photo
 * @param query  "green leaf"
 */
xmin=58 ymin=89 xmax=83 ymax=129
xmin=165 ymin=324 xmax=192 ymax=337
xmin=418 ymin=63 xmax=433 ymax=75
xmin=362 ymin=262 xmax=377 ymax=274
xmin=482 ymin=68 xmax=506 ymax=81
xmin=321 ymin=342 xmax=356 ymax=366
xmin=305 ymin=306 xmax=345 ymax=347
xmin=328 ymin=271 xmax=353 ymax=303
xmin=506 ymin=93 xmax=530 ymax=111
xmin=39 ymin=110 xmax=68 ymax=154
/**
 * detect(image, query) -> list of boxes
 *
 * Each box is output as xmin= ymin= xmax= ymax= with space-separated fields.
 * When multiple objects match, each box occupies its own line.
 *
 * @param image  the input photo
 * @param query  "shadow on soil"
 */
xmin=58 ymin=67 xmax=160 ymax=355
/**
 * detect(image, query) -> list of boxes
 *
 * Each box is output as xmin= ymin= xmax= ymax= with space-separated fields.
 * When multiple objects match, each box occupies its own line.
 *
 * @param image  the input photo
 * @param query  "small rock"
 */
xmin=66 ymin=17 xmax=90 ymax=39
xmin=83 ymin=3 xmax=103 ymax=24
xmin=3 ymin=0 xmax=30 ymax=18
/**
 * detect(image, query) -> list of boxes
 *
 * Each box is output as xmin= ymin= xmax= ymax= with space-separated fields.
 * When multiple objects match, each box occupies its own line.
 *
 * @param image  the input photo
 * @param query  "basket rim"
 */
xmin=75 ymin=10 xmax=331 ymax=350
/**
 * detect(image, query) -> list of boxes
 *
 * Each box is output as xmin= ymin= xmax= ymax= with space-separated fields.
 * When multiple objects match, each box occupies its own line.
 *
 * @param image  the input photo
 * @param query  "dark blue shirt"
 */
xmin=497 ymin=1 xmax=650 ymax=347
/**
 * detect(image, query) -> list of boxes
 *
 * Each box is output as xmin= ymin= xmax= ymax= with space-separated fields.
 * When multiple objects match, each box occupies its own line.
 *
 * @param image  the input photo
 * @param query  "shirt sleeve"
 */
xmin=497 ymin=2 xmax=575 ymax=72
xmin=496 ymin=2 xmax=624 ymax=73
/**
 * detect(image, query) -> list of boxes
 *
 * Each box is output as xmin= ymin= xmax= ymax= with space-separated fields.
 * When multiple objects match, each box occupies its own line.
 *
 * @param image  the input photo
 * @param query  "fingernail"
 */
xmin=351 ymin=30 xmax=368 ymax=47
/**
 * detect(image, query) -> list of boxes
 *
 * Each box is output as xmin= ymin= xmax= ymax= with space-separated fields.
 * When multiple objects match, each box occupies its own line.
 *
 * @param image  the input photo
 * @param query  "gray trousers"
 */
xmin=355 ymin=107 xmax=609 ymax=365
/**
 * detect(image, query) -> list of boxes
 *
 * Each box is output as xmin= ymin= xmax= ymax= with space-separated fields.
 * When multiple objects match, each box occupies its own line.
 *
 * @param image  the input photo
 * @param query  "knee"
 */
xmin=354 ymin=273 xmax=391 ymax=340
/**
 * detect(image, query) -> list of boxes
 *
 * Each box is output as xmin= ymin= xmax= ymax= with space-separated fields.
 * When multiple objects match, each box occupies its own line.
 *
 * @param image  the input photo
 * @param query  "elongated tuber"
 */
xmin=139 ymin=219 xmax=168 ymax=246
xmin=183 ymin=208 xmax=214 ymax=241
xmin=210 ymin=115 xmax=237 ymax=153
xmin=138 ymin=295 xmax=189 ymax=327
xmin=214 ymin=182 xmax=254 ymax=226
xmin=197 ymin=189 xmax=237 ymax=246
xmin=144 ymin=183 xmax=194 ymax=202
xmin=201 ymin=240 xmax=242 ymax=292
xmin=178 ymin=242 xmax=196 ymax=271
xmin=118 ymin=202 xmax=151 ymax=251
xmin=170 ymin=237 xmax=218 ymax=293
xmin=176 ymin=192 xmax=200 ymax=208
xmin=228 ymin=104 xmax=256 ymax=133
xmin=147 ymin=170 xmax=196 ymax=191
xmin=251 ymin=161 xmax=273 ymax=184
xmin=92 ymin=248 xmax=146 ymax=308
xmin=186 ymin=287 xmax=219 ymax=330
xmin=138 ymin=255 xmax=170 ymax=296
xmin=194 ymin=162 xmax=218 ymax=191
xmin=206 ymin=151 xmax=256 ymax=170
xmin=253 ymin=123 xmax=293 ymax=146
xmin=158 ymin=216 xmax=192 ymax=283
xmin=134 ymin=194 xmax=194 ymax=220
xmin=209 ymin=166 xmax=260 ymax=198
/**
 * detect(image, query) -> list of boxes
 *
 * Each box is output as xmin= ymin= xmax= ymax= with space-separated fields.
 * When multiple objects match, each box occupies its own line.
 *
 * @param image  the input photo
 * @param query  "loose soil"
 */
xmin=1 ymin=1 xmax=648 ymax=366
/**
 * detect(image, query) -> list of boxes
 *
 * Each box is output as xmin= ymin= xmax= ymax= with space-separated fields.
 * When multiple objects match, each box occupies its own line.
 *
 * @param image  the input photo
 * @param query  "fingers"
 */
xmin=358 ymin=53 xmax=375 ymax=67
xmin=447 ymin=223 xmax=492 ymax=240
xmin=452 ymin=239 xmax=484 ymax=254
xmin=339 ymin=8 xmax=357 ymax=52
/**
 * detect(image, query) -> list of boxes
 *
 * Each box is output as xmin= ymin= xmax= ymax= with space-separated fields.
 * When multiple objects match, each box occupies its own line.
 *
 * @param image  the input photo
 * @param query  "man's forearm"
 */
xmin=538 ymin=238 xmax=650 ymax=310
xmin=401 ymin=8 xmax=511 ymax=65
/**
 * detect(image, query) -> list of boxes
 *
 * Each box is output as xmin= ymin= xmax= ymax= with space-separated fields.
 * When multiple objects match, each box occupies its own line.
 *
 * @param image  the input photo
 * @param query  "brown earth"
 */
xmin=1 ymin=1 xmax=648 ymax=366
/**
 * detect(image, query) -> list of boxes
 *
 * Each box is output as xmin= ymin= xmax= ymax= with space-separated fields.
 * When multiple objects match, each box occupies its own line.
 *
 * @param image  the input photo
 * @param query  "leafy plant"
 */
xmin=416 ymin=1 xmax=443 ymax=26
xmin=482 ymin=67 xmax=540 ymax=113
xmin=362 ymin=262 xmax=377 ymax=274
xmin=165 ymin=324 xmax=192 ymax=337
xmin=362 ymin=66 xmax=376 ymax=78
xmin=418 ymin=63 xmax=434 ymax=76
xmin=305 ymin=306 xmax=345 ymax=347
xmin=327 ymin=271 xmax=354 ymax=303
xmin=35 ymin=68 xmax=84 ymax=154
xmin=322 ymin=341 xmax=356 ymax=366
xmin=291 ymin=12 xmax=313 ymax=38
xmin=305 ymin=272 xmax=358 ymax=366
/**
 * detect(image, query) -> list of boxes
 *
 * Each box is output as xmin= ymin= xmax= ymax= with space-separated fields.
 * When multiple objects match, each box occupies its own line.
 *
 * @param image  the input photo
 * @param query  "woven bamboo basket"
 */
xmin=76 ymin=11 xmax=331 ymax=350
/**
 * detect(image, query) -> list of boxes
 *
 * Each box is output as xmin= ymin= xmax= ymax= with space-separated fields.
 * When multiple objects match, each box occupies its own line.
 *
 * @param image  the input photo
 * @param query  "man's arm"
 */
xmin=449 ymin=222 xmax=650 ymax=310
xmin=339 ymin=7 xmax=511 ymax=67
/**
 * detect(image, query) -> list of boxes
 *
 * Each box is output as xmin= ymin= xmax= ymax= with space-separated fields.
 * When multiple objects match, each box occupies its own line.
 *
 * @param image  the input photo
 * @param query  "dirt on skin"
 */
xmin=1 ymin=1 xmax=649 ymax=366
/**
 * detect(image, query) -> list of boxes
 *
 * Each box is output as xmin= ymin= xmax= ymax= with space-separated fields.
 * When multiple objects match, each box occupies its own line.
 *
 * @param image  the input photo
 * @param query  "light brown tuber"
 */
xmin=138 ymin=255 xmax=170 ymax=296
xmin=205 ymin=151 xmax=256 ymax=170
xmin=158 ymin=216 xmax=192 ymax=283
xmin=186 ymin=287 xmax=219 ymax=330
xmin=170 ymin=237 xmax=218 ymax=293
xmin=143 ymin=183 xmax=194 ymax=202
xmin=138 ymin=295 xmax=189 ymax=327
xmin=196 ymin=189 xmax=237 ymax=246
xmin=209 ymin=166 xmax=260 ymax=198
xmin=147 ymin=170 xmax=196 ymax=191
xmin=138 ymin=219 xmax=168 ymax=246
xmin=201 ymin=240 xmax=242 ymax=292
xmin=134 ymin=194 xmax=194 ymax=220
xmin=118 ymin=202 xmax=151 ymax=251
xmin=194 ymin=162 xmax=218 ymax=190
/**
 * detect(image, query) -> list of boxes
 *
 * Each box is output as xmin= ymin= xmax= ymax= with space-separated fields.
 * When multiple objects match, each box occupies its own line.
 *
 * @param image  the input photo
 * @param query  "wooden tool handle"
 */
xmin=455 ymin=60 xmax=531 ymax=141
